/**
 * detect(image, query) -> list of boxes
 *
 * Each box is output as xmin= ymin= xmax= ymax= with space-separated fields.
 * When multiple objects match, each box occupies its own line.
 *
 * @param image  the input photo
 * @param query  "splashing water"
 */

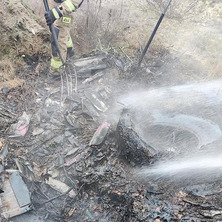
xmin=118 ymin=80 xmax=222 ymax=180
xmin=137 ymin=153 xmax=222 ymax=176
xmin=133 ymin=152 xmax=222 ymax=184
xmin=120 ymin=80 xmax=222 ymax=110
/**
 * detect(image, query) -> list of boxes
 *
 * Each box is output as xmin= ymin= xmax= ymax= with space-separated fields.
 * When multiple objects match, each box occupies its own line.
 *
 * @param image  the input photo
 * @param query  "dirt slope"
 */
xmin=0 ymin=0 xmax=49 ymax=85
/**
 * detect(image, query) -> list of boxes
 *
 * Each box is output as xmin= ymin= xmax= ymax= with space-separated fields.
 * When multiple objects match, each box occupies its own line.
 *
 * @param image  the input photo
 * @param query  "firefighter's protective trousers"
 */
xmin=48 ymin=0 xmax=81 ymax=73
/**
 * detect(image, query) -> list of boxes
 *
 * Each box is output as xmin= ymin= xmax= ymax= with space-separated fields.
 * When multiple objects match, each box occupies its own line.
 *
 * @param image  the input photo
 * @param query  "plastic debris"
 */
xmin=74 ymin=55 xmax=107 ymax=78
xmin=32 ymin=128 xmax=44 ymax=136
xmin=82 ymin=71 xmax=105 ymax=84
xmin=184 ymin=184 xmax=221 ymax=197
xmin=64 ymin=150 xmax=87 ymax=167
xmin=46 ymin=177 xmax=76 ymax=198
xmin=83 ymin=100 xmax=100 ymax=118
xmin=9 ymin=112 xmax=31 ymax=138
xmin=200 ymin=210 xmax=222 ymax=218
xmin=89 ymin=122 xmax=110 ymax=146
xmin=84 ymin=90 xmax=108 ymax=112
xmin=65 ymin=113 xmax=78 ymax=127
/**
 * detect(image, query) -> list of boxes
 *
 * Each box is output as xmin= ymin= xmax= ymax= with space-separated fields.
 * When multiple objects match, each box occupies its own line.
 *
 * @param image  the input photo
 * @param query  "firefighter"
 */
xmin=45 ymin=0 xmax=84 ymax=77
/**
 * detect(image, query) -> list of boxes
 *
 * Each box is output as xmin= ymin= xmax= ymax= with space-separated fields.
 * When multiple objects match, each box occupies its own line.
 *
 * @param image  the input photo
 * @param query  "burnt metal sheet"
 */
xmin=9 ymin=171 xmax=31 ymax=207
xmin=1 ymin=178 xmax=31 ymax=219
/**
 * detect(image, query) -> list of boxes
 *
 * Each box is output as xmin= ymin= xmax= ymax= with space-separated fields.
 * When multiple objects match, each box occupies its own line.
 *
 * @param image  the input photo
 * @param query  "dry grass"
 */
xmin=0 ymin=59 xmax=15 ymax=80
xmin=0 ymin=0 xmax=49 ymax=84
xmin=0 ymin=58 xmax=24 ymax=89
xmin=145 ymin=0 xmax=199 ymax=20
xmin=144 ymin=0 xmax=222 ymax=22
xmin=73 ymin=1 xmax=132 ymax=55
xmin=22 ymin=0 xmax=44 ymax=17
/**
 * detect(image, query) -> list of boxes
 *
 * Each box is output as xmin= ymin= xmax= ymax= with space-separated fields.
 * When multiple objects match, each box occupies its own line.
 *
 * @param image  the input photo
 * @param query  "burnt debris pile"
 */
xmin=1 ymin=54 xmax=222 ymax=221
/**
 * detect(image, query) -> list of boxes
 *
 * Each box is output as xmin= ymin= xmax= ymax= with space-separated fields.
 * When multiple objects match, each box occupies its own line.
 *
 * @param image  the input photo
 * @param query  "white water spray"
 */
xmin=138 ymin=153 xmax=222 ymax=176
xmin=120 ymin=80 xmax=222 ymax=110
xmin=118 ymin=80 xmax=222 ymax=180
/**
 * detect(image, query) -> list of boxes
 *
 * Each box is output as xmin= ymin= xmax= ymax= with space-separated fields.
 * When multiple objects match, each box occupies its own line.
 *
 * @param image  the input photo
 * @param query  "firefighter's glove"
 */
xmin=45 ymin=7 xmax=62 ymax=26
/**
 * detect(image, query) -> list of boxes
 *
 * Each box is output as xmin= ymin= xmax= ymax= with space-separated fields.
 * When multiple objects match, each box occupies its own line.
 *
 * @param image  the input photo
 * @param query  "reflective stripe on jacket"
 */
xmin=51 ymin=58 xmax=63 ymax=69
xmin=57 ymin=0 xmax=83 ymax=16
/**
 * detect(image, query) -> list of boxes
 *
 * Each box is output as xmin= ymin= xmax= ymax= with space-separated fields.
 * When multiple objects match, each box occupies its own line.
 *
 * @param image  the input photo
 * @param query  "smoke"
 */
xmin=144 ymin=0 xmax=222 ymax=83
